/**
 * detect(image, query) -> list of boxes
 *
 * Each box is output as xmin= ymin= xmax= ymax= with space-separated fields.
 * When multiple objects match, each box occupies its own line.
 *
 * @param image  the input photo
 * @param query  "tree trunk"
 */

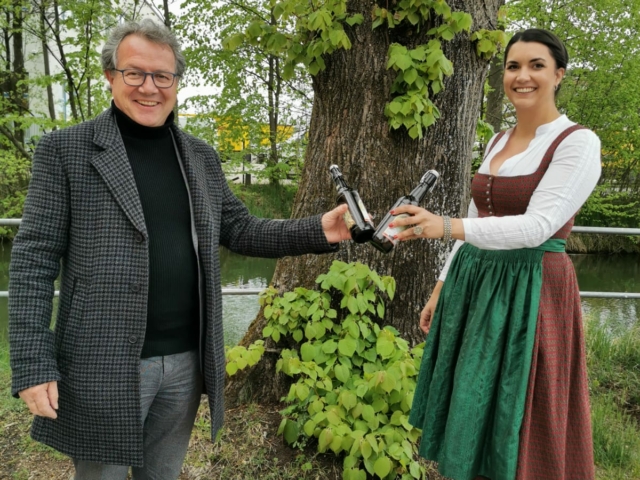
xmin=485 ymin=55 xmax=504 ymax=133
xmin=11 ymin=4 xmax=26 ymax=145
xmin=267 ymin=9 xmax=281 ymax=186
xmin=225 ymin=0 xmax=503 ymax=406
xmin=52 ymin=0 xmax=80 ymax=121
xmin=40 ymin=2 xmax=57 ymax=124
xmin=163 ymin=0 xmax=171 ymax=28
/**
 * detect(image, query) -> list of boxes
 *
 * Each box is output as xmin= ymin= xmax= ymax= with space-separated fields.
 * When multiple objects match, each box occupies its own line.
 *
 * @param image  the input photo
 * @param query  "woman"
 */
xmin=390 ymin=29 xmax=600 ymax=479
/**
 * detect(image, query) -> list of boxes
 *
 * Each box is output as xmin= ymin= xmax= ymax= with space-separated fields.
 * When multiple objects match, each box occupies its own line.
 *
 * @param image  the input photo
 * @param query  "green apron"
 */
xmin=408 ymin=239 xmax=566 ymax=480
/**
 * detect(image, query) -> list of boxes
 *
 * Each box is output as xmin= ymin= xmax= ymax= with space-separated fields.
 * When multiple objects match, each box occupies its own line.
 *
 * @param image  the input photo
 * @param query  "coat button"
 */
xmin=135 ymin=232 xmax=144 ymax=243
xmin=128 ymin=335 xmax=138 ymax=344
xmin=130 ymin=283 xmax=140 ymax=293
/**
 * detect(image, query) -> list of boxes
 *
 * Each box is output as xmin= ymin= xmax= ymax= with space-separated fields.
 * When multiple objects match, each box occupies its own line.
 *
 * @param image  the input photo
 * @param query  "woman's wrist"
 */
xmin=441 ymin=216 xmax=452 ymax=243
xmin=451 ymin=218 xmax=465 ymax=241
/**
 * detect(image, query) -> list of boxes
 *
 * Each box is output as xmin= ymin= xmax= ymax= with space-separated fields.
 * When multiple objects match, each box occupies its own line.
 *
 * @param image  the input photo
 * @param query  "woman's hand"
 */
xmin=420 ymin=281 xmax=443 ymax=335
xmin=390 ymin=205 xmax=464 ymax=242
xmin=389 ymin=205 xmax=444 ymax=241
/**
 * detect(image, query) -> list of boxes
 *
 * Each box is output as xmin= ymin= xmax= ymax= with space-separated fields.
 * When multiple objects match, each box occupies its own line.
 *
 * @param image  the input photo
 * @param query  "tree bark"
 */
xmin=485 ymin=55 xmax=504 ymax=133
xmin=226 ymin=0 xmax=503 ymax=406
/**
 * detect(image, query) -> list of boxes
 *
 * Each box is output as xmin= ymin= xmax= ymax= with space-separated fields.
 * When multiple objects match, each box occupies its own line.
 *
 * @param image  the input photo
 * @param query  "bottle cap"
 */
xmin=420 ymin=170 xmax=439 ymax=183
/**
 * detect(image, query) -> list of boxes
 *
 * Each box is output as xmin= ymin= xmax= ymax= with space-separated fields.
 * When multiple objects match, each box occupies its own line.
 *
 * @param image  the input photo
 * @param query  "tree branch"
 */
xmin=0 ymin=124 xmax=32 ymax=159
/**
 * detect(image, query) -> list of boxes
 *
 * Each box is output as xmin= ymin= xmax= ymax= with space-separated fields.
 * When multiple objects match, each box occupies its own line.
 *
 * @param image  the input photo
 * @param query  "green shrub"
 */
xmin=0 ymin=150 xmax=30 ymax=240
xmin=577 ymin=186 xmax=640 ymax=229
xmin=227 ymin=261 xmax=427 ymax=479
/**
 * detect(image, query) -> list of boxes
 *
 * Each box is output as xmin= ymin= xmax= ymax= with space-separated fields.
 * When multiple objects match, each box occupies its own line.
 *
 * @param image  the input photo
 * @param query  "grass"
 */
xmin=586 ymin=317 xmax=640 ymax=478
xmin=227 ymin=181 xmax=298 ymax=219
xmin=0 ymin=346 xmax=70 ymax=480
xmin=182 ymin=402 xmax=343 ymax=479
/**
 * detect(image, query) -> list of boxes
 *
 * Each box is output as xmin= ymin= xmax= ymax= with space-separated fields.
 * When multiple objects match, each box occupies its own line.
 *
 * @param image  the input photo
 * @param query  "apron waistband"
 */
xmin=528 ymin=238 xmax=566 ymax=253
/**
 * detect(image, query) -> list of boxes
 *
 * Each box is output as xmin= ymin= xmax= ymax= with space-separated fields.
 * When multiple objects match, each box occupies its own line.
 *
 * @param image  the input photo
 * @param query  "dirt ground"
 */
xmin=0 ymin=399 xmax=343 ymax=480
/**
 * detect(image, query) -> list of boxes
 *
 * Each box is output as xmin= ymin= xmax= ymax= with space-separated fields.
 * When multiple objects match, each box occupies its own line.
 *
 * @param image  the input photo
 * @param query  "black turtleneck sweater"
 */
xmin=114 ymin=104 xmax=199 ymax=358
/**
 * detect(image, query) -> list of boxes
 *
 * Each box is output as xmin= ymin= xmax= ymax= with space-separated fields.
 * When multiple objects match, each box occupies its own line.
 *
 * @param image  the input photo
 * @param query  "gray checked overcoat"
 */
xmin=9 ymin=107 xmax=335 ymax=466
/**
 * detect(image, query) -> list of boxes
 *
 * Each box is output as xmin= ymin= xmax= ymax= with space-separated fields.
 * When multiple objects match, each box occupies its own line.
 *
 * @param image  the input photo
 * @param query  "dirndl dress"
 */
xmin=408 ymin=125 xmax=595 ymax=480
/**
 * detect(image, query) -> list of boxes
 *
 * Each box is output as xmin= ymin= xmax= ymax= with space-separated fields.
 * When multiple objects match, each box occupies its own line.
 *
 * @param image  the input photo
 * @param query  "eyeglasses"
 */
xmin=112 ymin=68 xmax=179 ymax=88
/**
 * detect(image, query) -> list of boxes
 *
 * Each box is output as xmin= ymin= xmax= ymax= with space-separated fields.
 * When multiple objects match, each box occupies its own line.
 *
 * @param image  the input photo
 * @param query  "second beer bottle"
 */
xmin=329 ymin=165 xmax=375 ymax=243
xmin=370 ymin=170 xmax=440 ymax=253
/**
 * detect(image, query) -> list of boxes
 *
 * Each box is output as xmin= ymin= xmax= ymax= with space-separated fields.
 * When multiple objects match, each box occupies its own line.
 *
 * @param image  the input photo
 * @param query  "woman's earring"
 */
xmin=554 ymin=84 xmax=558 ymax=91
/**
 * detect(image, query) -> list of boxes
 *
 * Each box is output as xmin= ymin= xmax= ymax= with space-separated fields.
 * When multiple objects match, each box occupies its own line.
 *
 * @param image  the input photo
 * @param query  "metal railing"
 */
xmin=2 ymin=219 xmax=640 ymax=300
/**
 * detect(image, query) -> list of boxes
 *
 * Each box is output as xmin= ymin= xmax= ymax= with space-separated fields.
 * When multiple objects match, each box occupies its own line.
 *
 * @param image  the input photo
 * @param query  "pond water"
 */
xmin=0 ymin=245 xmax=638 ymax=347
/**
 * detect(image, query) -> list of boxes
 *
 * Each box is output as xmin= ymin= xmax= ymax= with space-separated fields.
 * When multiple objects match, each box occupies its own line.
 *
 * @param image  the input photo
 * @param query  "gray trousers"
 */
xmin=74 ymin=350 xmax=203 ymax=480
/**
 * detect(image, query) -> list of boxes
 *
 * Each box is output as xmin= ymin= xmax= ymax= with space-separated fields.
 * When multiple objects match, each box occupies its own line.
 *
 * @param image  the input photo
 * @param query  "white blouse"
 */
xmin=439 ymin=115 xmax=601 ymax=282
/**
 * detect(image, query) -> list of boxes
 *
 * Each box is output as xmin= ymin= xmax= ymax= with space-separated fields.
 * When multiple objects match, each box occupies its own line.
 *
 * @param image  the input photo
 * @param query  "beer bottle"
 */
xmin=329 ymin=165 xmax=375 ymax=243
xmin=370 ymin=170 xmax=439 ymax=253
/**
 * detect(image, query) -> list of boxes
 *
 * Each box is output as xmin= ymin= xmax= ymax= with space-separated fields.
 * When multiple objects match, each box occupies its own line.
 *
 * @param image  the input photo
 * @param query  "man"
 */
xmin=9 ymin=19 xmax=349 ymax=479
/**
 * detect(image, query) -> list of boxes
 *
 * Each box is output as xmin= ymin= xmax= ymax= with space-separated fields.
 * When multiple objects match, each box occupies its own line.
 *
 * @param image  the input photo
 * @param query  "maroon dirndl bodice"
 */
xmin=471 ymin=125 xmax=595 ymax=479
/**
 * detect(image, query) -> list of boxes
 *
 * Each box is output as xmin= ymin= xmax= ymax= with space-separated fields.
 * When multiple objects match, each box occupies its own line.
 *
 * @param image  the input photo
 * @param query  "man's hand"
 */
xmin=19 ymin=381 xmax=59 ymax=419
xmin=321 ymin=204 xmax=352 ymax=244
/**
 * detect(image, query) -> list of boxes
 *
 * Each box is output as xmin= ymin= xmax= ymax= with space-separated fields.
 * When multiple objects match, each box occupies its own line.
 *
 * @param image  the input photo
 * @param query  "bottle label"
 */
xmin=343 ymin=200 xmax=372 ymax=229
xmin=343 ymin=210 xmax=355 ymax=229
xmin=382 ymin=213 xmax=409 ymax=245
xmin=359 ymin=201 xmax=373 ymax=224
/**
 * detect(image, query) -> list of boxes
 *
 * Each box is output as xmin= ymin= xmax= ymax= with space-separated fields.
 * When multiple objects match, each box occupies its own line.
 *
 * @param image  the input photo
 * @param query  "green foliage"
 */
xmin=224 ymin=0 xmax=362 ymax=79
xmin=238 ymin=261 xmax=427 ymax=479
xmin=576 ymin=186 xmax=640 ymax=230
xmin=384 ymin=41 xmax=448 ymax=139
xmin=586 ymin=319 xmax=640 ymax=476
xmin=177 ymin=0 xmax=312 ymax=185
xmin=471 ymin=118 xmax=495 ymax=174
xmin=470 ymin=29 xmax=508 ymax=60
xmin=221 ymin=0 xmax=503 ymax=140
xmin=372 ymin=3 xmax=473 ymax=139
xmin=225 ymin=340 xmax=266 ymax=376
xmin=227 ymin=182 xmax=298 ymax=219
xmin=0 ymin=151 xmax=30 ymax=239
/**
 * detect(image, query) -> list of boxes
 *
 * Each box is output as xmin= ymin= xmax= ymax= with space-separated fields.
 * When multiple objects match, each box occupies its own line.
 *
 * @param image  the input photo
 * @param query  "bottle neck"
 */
xmin=330 ymin=168 xmax=349 ymax=190
xmin=409 ymin=173 xmax=438 ymax=203
xmin=408 ymin=183 xmax=430 ymax=203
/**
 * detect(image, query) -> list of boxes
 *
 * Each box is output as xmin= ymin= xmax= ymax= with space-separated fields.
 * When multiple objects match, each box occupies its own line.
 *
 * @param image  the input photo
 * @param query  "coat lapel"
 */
xmin=170 ymin=126 xmax=214 ymax=231
xmin=89 ymin=109 xmax=148 ymax=236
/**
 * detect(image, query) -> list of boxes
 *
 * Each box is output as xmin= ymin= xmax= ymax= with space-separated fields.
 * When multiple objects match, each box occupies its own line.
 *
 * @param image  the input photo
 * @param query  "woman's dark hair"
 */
xmin=504 ymin=28 xmax=568 ymax=70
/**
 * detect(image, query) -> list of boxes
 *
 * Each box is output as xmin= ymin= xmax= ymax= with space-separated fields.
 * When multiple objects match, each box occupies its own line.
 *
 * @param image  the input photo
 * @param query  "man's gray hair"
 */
xmin=101 ymin=18 xmax=186 ymax=77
